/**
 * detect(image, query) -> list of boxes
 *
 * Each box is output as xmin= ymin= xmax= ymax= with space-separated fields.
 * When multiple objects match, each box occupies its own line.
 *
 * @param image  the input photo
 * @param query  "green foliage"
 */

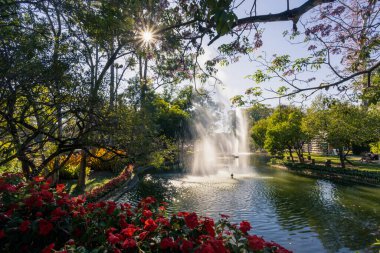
xmin=264 ymin=106 xmax=305 ymax=157
xmin=251 ymin=118 xmax=269 ymax=150
xmin=370 ymin=141 xmax=380 ymax=153
xmin=60 ymin=165 xmax=91 ymax=180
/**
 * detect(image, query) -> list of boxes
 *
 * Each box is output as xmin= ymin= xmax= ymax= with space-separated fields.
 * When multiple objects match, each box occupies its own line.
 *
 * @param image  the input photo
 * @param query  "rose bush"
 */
xmin=0 ymin=173 xmax=292 ymax=253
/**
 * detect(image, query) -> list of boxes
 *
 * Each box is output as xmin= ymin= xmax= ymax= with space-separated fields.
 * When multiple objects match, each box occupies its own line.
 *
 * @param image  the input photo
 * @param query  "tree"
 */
xmin=264 ymin=106 xmax=306 ymax=162
xmin=303 ymin=101 xmax=380 ymax=168
xmin=251 ymin=118 xmax=269 ymax=150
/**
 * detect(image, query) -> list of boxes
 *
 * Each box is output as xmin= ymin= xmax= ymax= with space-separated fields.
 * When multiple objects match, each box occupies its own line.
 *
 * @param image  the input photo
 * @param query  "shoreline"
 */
xmin=269 ymin=161 xmax=380 ymax=187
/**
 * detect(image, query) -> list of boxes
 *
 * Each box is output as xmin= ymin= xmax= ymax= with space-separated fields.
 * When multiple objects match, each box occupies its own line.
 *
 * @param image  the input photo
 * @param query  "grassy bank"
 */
xmin=270 ymin=153 xmax=380 ymax=186
xmin=62 ymin=171 xmax=116 ymax=194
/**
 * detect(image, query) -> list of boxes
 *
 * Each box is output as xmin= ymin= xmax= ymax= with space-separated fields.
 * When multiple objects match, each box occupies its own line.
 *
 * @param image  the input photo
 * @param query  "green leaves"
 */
xmin=204 ymin=0 xmax=237 ymax=36
xmin=245 ymin=70 xmax=270 ymax=84
xmin=214 ymin=10 xmax=237 ymax=36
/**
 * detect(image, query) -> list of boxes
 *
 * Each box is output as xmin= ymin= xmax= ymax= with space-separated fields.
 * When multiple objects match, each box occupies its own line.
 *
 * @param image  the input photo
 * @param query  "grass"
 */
xmin=284 ymin=152 xmax=380 ymax=172
xmin=62 ymin=170 xmax=117 ymax=194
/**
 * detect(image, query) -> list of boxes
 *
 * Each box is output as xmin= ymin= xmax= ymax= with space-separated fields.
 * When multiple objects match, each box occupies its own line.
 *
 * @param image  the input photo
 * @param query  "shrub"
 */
xmin=90 ymin=148 xmax=128 ymax=173
xmin=0 ymin=173 xmax=292 ymax=253
xmin=47 ymin=153 xmax=90 ymax=179
xmin=59 ymin=164 xmax=91 ymax=180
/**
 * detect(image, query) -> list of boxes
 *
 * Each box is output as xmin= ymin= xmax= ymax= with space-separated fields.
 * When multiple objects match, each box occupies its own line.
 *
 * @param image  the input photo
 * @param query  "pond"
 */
xmin=117 ymin=155 xmax=380 ymax=253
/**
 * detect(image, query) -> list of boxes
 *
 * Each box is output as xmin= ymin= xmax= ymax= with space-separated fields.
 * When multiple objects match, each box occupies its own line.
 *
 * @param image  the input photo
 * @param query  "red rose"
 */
xmin=156 ymin=217 xmax=170 ymax=227
xmin=38 ymin=219 xmax=53 ymax=236
xmin=247 ymin=235 xmax=265 ymax=251
xmin=139 ymin=231 xmax=149 ymax=240
xmin=51 ymin=207 xmax=67 ymax=222
xmin=185 ymin=212 xmax=199 ymax=229
xmin=199 ymin=243 xmax=216 ymax=253
xmin=33 ymin=176 xmax=44 ymax=182
xmin=122 ymin=238 xmax=137 ymax=249
xmin=202 ymin=218 xmax=215 ymax=237
xmin=19 ymin=220 xmax=31 ymax=232
xmin=121 ymin=227 xmax=137 ymax=237
xmin=143 ymin=218 xmax=158 ymax=232
xmin=56 ymin=184 xmax=65 ymax=193
xmin=143 ymin=209 xmax=152 ymax=218
xmin=160 ymin=237 xmax=175 ymax=249
xmin=106 ymin=202 xmax=117 ymax=215
xmin=0 ymin=230 xmax=5 ymax=239
xmin=239 ymin=221 xmax=252 ymax=234
xmin=41 ymin=243 xmax=54 ymax=253
xmin=107 ymin=233 xmax=120 ymax=244
xmin=181 ymin=239 xmax=194 ymax=253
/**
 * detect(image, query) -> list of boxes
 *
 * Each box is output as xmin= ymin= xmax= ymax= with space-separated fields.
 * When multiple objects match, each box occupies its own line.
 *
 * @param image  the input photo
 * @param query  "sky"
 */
xmin=198 ymin=0 xmax=336 ymax=108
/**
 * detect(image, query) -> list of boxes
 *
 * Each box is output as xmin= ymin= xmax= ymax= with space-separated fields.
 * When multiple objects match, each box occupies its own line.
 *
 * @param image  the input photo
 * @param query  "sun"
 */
xmin=142 ymin=31 xmax=153 ymax=43
xmin=137 ymin=26 xmax=157 ymax=47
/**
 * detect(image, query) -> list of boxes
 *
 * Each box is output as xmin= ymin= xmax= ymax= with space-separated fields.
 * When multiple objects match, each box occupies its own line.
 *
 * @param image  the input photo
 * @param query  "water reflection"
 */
xmin=118 ymin=155 xmax=380 ymax=253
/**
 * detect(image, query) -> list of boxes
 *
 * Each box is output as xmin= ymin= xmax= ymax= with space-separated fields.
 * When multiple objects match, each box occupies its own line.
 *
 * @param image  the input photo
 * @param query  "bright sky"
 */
xmin=201 ymin=0 xmax=335 ymax=108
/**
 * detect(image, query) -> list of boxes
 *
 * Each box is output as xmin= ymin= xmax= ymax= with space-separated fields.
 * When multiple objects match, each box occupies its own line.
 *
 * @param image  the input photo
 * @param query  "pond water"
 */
xmin=118 ymin=155 xmax=380 ymax=253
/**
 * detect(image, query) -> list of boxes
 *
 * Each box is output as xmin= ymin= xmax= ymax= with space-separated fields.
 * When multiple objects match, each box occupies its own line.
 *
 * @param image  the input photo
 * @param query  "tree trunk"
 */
xmin=338 ymin=148 xmax=345 ymax=168
xmin=288 ymin=146 xmax=294 ymax=163
xmin=53 ymin=105 xmax=62 ymax=184
xmin=77 ymin=150 xmax=87 ymax=192
xmin=110 ymin=63 xmax=115 ymax=110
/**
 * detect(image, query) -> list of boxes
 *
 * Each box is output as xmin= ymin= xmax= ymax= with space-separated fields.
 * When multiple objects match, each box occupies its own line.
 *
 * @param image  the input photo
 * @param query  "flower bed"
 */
xmin=0 ymin=173 xmax=291 ymax=253
xmin=85 ymin=167 xmax=132 ymax=202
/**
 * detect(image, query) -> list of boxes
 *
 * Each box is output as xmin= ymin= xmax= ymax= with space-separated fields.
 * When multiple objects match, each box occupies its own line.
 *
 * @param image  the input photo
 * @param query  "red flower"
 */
xmin=185 ymin=212 xmax=199 ymax=229
xmin=121 ymin=227 xmax=137 ymax=237
xmin=0 ymin=230 xmax=5 ymax=239
xmin=202 ymin=218 xmax=215 ymax=237
xmin=19 ymin=220 xmax=31 ymax=232
xmin=119 ymin=215 xmax=128 ymax=228
xmin=143 ymin=218 xmax=158 ymax=232
xmin=239 ymin=221 xmax=252 ymax=234
xmin=51 ymin=207 xmax=67 ymax=222
xmin=56 ymin=184 xmax=65 ymax=193
xmin=40 ymin=182 xmax=50 ymax=190
xmin=139 ymin=231 xmax=149 ymax=240
xmin=143 ymin=209 xmax=152 ymax=218
xmin=122 ymin=238 xmax=137 ymax=249
xmin=33 ymin=176 xmax=44 ymax=182
xmin=199 ymin=243 xmax=216 ymax=253
xmin=41 ymin=243 xmax=54 ymax=253
xmin=40 ymin=190 xmax=54 ymax=202
xmin=107 ymin=233 xmax=120 ymax=244
xmin=156 ymin=217 xmax=170 ymax=227
xmin=106 ymin=202 xmax=117 ymax=215
xmin=160 ymin=237 xmax=175 ymax=249
xmin=38 ymin=219 xmax=53 ymax=236
xmin=181 ymin=239 xmax=194 ymax=253
xmin=247 ymin=235 xmax=265 ymax=251
xmin=24 ymin=195 xmax=43 ymax=208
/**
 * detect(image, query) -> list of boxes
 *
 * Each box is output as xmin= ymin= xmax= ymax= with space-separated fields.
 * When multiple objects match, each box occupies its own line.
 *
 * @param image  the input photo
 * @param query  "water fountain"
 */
xmin=190 ymin=93 xmax=251 ymax=176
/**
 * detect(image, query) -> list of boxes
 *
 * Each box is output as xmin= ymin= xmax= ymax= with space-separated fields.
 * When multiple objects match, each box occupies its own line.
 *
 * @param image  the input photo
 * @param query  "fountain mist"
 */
xmin=190 ymin=94 xmax=251 ymax=176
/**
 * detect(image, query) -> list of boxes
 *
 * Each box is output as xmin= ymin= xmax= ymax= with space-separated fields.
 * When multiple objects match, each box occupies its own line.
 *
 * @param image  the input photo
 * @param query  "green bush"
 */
xmin=59 ymin=164 xmax=90 ymax=180
xmin=91 ymin=157 xmax=127 ymax=173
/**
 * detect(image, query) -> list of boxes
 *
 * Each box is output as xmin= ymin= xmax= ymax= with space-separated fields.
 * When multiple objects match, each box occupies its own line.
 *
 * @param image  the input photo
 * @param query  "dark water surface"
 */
xmin=118 ymin=155 xmax=380 ymax=253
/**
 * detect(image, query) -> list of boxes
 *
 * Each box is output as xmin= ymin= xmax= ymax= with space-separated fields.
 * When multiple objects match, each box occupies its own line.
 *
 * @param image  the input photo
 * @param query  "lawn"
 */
xmin=62 ymin=170 xmax=116 ymax=194
xmin=285 ymin=152 xmax=380 ymax=172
